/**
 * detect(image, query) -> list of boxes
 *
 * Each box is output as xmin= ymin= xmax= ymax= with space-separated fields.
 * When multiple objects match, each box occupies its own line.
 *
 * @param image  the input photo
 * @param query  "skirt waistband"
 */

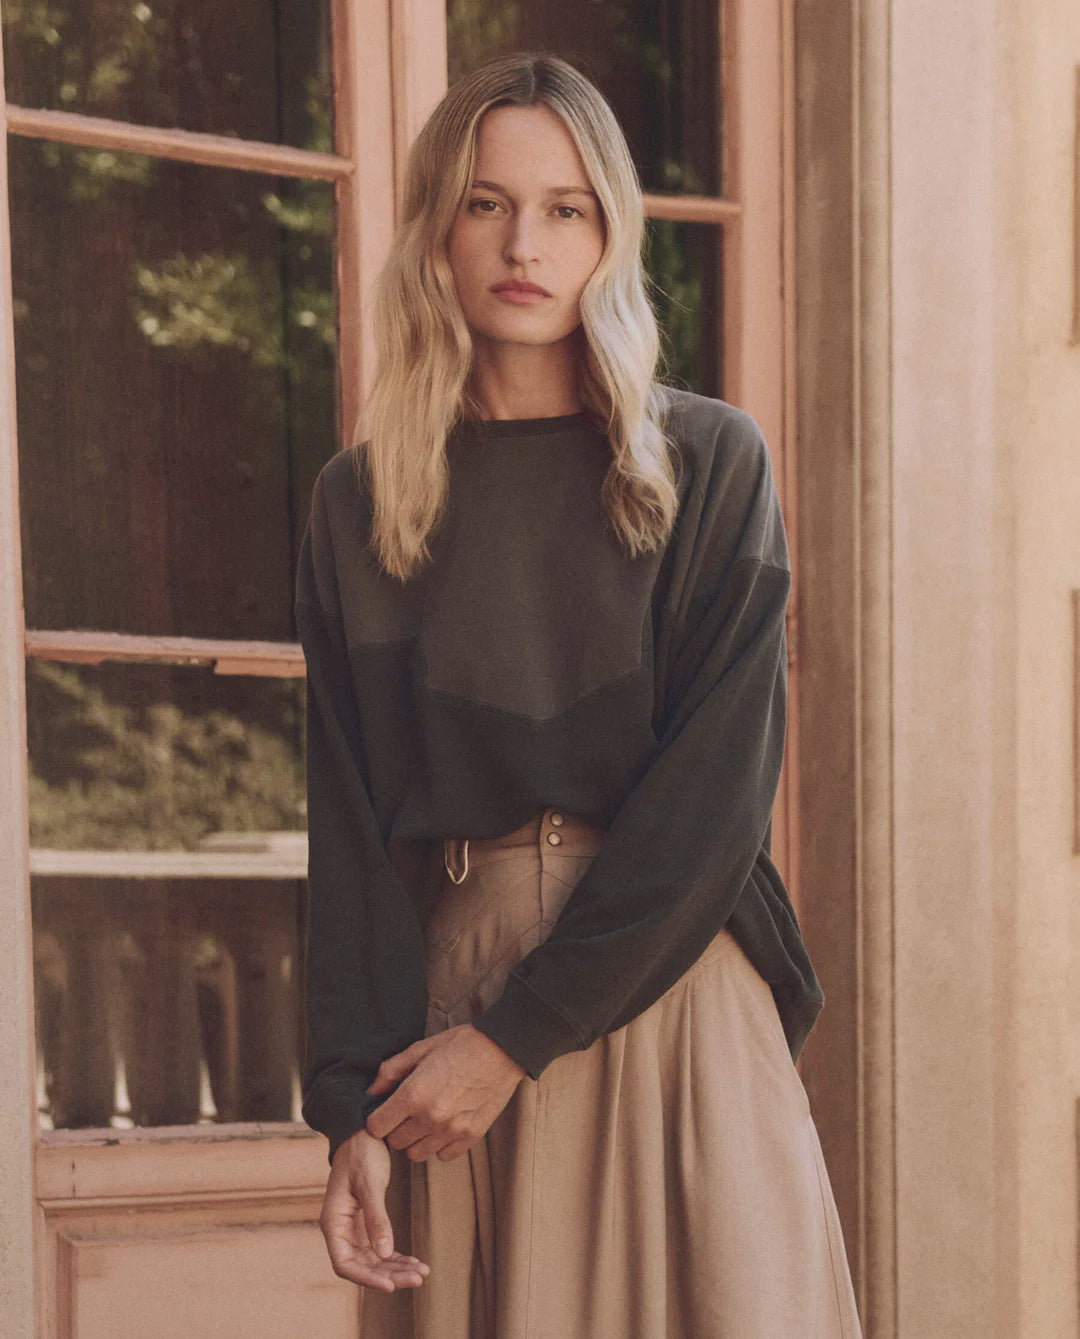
xmin=443 ymin=806 xmax=607 ymax=884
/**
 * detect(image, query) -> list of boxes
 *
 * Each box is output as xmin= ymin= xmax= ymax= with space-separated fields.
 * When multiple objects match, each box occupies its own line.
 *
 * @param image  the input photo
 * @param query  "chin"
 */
xmin=478 ymin=314 xmax=579 ymax=344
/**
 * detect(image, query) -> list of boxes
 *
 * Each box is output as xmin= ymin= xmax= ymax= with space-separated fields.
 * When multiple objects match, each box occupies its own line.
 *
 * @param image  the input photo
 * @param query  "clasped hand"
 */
xmin=318 ymin=1024 xmax=526 ymax=1292
xmin=365 ymin=1022 xmax=527 ymax=1163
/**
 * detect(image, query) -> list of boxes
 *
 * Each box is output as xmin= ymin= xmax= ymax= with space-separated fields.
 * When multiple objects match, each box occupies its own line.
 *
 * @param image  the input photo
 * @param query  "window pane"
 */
xmin=1 ymin=0 xmax=332 ymax=152
xmin=26 ymin=660 xmax=305 ymax=852
xmin=645 ymin=219 xmax=723 ymax=398
xmin=28 ymin=658 xmax=307 ymax=1132
xmin=8 ymin=138 xmax=337 ymax=639
xmin=34 ymin=876 xmax=305 ymax=1130
xmin=446 ymin=0 xmax=723 ymax=195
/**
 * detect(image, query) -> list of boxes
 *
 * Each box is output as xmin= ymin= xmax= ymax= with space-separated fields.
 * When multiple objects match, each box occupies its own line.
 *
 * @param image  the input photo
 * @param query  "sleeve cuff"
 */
xmin=302 ymin=1080 xmax=387 ymax=1166
xmin=471 ymin=972 xmax=587 ymax=1079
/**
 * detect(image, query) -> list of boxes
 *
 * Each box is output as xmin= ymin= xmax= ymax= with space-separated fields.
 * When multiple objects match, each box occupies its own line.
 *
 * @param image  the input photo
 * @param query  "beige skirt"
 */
xmin=360 ymin=808 xmax=862 ymax=1339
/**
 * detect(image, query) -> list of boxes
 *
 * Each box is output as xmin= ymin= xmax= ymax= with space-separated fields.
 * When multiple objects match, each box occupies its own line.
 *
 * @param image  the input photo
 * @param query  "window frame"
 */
xmin=0 ymin=0 xmax=797 ymax=1149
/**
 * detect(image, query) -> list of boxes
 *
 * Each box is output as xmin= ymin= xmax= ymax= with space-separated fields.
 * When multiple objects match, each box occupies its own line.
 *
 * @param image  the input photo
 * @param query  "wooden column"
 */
xmin=0 ymin=26 xmax=40 ymax=1334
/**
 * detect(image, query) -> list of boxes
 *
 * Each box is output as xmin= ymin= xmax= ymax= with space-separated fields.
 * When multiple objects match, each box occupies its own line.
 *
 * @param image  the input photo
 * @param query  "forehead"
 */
xmin=472 ymin=103 xmax=593 ymax=186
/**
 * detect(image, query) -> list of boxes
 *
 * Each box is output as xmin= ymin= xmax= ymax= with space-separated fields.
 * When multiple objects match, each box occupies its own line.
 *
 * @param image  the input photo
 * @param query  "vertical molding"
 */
xmin=720 ymin=0 xmax=743 ymax=409
xmin=333 ymin=0 xmax=447 ymax=446
xmin=794 ymin=0 xmax=895 ymax=1333
xmin=727 ymin=0 xmax=797 ymax=892
xmin=1073 ymin=589 xmax=1080 ymax=854
xmin=853 ymin=0 xmax=897 ymax=1329
xmin=726 ymin=0 xmax=787 ymax=453
xmin=1072 ymin=65 xmax=1080 ymax=344
xmin=330 ymin=0 xmax=397 ymax=445
xmin=0 ymin=35 xmax=42 ymax=1339
xmin=1076 ymin=1099 xmax=1080 ymax=1336
xmin=779 ymin=0 xmax=802 ymax=909
xmin=888 ymin=2 xmax=1015 ymax=1332
xmin=389 ymin=0 xmax=448 ymax=216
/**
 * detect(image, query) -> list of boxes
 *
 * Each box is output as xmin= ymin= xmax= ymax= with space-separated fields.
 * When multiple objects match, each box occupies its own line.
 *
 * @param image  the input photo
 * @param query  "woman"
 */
xmin=295 ymin=51 xmax=862 ymax=1338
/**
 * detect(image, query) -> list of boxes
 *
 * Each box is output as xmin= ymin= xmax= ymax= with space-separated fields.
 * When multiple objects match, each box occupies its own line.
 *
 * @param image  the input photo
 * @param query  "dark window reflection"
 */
xmin=1 ymin=0 xmax=333 ymax=152
xmin=25 ymin=660 xmax=306 ymax=852
xmin=8 ymin=137 xmax=337 ymax=640
xmin=447 ymin=0 xmax=723 ymax=195
xmin=34 ymin=876 xmax=306 ymax=1129
xmin=644 ymin=219 xmax=723 ymax=398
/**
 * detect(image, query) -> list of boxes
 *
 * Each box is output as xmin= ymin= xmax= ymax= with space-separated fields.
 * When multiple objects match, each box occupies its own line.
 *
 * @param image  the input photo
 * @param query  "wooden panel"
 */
xmin=39 ymin=1132 xmax=341 ymax=1337
xmin=56 ymin=1220 xmax=357 ymax=1339
xmin=37 ymin=1127 xmax=327 ymax=1205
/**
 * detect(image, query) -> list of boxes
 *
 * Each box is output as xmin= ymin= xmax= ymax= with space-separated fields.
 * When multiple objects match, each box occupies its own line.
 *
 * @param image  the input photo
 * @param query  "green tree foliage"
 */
xmin=26 ymin=660 xmax=306 ymax=851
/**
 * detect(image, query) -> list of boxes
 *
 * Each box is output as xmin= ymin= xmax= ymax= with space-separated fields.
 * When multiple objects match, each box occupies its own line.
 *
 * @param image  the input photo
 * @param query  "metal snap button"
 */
xmin=549 ymin=811 xmax=565 ymax=826
xmin=546 ymin=831 xmax=563 ymax=846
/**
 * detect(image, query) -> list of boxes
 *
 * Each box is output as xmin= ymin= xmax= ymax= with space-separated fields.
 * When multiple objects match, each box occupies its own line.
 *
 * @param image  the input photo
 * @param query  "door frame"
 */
xmin=0 ymin=3 xmax=802 ymax=1331
xmin=792 ymin=0 xmax=896 ymax=1326
xmin=0 ymin=59 xmax=38 ymax=1330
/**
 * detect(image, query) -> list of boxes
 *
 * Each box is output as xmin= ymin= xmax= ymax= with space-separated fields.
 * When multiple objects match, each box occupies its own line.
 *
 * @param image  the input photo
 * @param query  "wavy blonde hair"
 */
xmin=357 ymin=51 xmax=679 ymax=582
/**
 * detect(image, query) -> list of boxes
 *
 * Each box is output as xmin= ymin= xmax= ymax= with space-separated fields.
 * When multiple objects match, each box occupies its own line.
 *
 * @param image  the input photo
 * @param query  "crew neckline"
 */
xmin=455 ymin=410 xmax=590 ymax=439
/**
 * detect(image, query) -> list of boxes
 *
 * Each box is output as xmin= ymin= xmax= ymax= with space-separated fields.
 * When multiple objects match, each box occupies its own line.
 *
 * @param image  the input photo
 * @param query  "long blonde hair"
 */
xmin=358 ymin=51 xmax=679 ymax=582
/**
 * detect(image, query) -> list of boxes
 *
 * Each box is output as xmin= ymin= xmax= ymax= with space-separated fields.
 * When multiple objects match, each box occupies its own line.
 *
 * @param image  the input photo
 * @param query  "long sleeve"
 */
xmin=295 ymin=470 xmax=428 ymax=1162
xmin=470 ymin=413 xmax=794 ymax=1076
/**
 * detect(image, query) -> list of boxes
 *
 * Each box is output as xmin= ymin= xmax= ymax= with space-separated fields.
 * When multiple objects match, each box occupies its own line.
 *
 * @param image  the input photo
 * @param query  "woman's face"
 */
xmin=446 ymin=103 xmax=606 ymax=352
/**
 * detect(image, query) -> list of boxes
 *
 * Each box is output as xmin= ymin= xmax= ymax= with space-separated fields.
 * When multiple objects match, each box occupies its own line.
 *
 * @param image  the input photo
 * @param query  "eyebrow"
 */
xmin=470 ymin=179 xmax=599 ymax=201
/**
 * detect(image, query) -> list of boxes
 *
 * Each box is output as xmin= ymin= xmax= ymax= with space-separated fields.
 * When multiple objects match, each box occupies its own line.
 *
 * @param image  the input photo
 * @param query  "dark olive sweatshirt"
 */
xmin=295 ymin=385 xmax=824 ymax=1160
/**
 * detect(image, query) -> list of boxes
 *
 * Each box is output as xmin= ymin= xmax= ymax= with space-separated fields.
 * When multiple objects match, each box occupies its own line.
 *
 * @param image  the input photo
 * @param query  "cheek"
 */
xmin=447 ymin=224 xmax=487 ymax=283
xmin=573 ymin=230 xmax=605 ymax=287
xmin=446 ymin=228 xmax=472 ymax=293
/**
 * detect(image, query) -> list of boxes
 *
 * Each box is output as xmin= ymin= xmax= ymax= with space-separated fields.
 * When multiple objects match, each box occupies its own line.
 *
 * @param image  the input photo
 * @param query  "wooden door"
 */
xmin=0 ymin=1 xmax=792 ymax=1331
xmin=0 ymin=0 xmax=394 ymax=1331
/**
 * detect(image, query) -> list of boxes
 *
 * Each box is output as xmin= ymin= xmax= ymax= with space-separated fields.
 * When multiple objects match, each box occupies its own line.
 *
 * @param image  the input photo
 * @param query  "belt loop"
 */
xmin=444 ymin=837 xmax=470 ymax=884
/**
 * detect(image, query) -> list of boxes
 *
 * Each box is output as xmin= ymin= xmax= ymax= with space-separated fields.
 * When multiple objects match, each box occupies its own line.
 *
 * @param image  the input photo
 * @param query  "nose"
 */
xmin=503 ymin=209 xmax=541 ymax=267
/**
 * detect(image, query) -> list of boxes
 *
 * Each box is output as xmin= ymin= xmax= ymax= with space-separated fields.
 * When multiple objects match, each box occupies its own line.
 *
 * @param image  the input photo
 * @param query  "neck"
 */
xmin=468 ymin=330 xmax=585 ymax=420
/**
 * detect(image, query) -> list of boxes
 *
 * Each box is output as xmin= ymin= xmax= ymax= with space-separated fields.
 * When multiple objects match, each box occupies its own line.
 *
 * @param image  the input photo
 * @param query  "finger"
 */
xmin=405 ymin=1124 xmax=470 ymax=1163
xmin=436 ymin=1136 xmax=474 ymax=1162
xmin=366 ymin=1088 xmax=421 ymax=1140
xmin=361 ymin=1184 xmax=396 ymax=1260
xmin=322 ymin=1200 xmax=370 ymax=1278
xmin=383 ymin=1115 xmax=432 ymax=1152
xmin=366 ymin=1039 xmax=434 ymax=1096
xmin=321 ymin=1172 xmax=366 ymax=1270
xmin=363 ymin=1254 xmax=430 ymax=1289
xmin=326 ymin=1250 xmax=429 ymax=1291
xmin=323 ymin=1198 xmax=426 ymax=1289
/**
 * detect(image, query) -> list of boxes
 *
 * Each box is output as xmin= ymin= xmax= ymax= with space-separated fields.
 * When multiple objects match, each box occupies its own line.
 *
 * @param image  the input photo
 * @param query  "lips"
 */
xmin=490 ymin=279 xmax=551 ymax=296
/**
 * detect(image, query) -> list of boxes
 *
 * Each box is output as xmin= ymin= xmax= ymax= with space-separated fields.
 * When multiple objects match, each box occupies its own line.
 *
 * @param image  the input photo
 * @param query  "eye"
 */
xmin=555 ymin=205 xmax=584 ymax=220
xmin=467 ymin=198 xmax=500 ymax=214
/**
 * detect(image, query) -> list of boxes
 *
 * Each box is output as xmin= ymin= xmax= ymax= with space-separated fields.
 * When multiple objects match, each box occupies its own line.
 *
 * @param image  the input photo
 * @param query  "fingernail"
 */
xmin=376 ymin=1236 xmax=392 ymax=1258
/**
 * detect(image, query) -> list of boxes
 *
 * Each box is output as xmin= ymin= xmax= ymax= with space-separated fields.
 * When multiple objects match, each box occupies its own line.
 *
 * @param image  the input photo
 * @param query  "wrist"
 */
xmin=469 ymin=1023 xmax=526 ymax=1079
xmin=333 ymin=1124 xmax=383 ymax=1166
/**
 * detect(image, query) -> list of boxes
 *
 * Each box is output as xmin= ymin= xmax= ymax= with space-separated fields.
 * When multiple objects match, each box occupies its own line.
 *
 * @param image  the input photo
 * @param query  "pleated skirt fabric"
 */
xmin=360 ymin=808 xmax=862 ymax=1339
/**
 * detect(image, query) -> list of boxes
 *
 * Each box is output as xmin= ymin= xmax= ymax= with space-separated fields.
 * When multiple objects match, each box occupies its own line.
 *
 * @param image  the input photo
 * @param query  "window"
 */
xmin=3 ymin=0 xmax=786 ymax=1133
xmin=446 ymin=0 xmax=733 ymax=396
xmin=4 ymin=0 xmax=342 ymax=1131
